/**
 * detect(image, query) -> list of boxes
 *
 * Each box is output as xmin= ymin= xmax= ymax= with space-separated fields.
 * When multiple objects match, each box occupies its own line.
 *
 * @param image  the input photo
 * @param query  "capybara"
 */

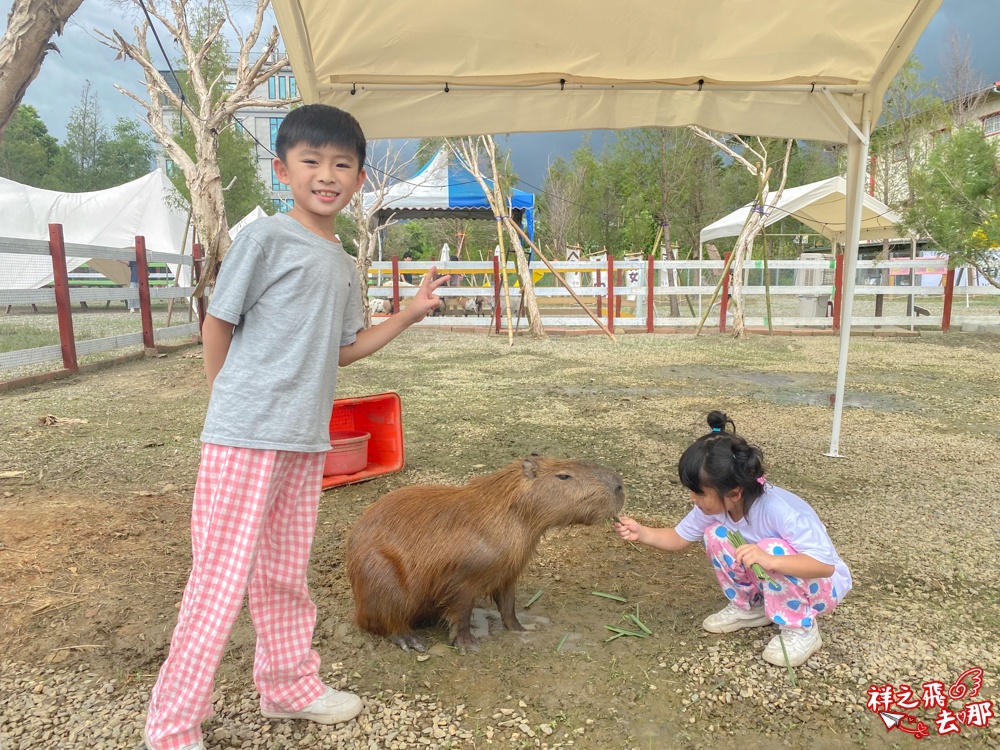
xmin=345 ymin=456 xmax=626 ymax=652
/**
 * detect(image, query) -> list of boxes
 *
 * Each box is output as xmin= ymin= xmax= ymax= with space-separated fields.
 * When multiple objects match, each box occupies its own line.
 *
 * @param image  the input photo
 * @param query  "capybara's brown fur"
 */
xmin=345 ymin=456 xmax=625 ymax=652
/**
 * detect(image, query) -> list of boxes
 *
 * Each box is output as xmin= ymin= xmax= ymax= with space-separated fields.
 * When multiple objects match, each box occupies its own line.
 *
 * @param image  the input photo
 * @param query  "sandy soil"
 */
xmin=2 ymin=330 xmax=999 ymax=749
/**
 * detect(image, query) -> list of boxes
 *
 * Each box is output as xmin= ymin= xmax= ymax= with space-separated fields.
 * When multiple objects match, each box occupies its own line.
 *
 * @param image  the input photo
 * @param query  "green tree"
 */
xmin=42 ymin=81 xmax=108 ymax=191
xmin=869 ymin=57 xmax=943 ymax=208
xmin=384 ymin=220 xmax=437 ymax=259
xmin=904 ymin=125 xmax=1000 ymax=288
xmin=0 ymin=104 xmax=58 ymax=186
xmin=95 ymin=119 xmax=157 ymax=187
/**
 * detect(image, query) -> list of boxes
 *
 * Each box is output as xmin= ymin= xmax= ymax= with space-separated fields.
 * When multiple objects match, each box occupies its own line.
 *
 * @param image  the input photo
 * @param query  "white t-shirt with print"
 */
xmin=674 ymin=484 xmax=852 ymax=602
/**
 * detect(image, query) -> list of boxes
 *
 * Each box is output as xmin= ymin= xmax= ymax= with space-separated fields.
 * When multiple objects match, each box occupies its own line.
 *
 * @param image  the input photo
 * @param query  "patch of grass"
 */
xmin=0 ymin=321 xmax=59 ymax=352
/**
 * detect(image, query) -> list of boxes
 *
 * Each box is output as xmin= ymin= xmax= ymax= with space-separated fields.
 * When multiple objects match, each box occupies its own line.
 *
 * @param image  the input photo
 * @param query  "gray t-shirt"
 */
xmin=675 ymin=484 xmax=852 ymax=602
xmin=201 ymin=213 xmax=365 ymax=452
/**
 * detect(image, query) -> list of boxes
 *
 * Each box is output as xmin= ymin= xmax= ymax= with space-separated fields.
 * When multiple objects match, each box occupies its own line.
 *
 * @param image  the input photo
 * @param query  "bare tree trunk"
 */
xmin=688 ymin=128 xmax=794 ymax=338
xmin=0 ymin=0 xmax=84 ymax=138
xmin=451 ymin=136 xmax=545 ymax=339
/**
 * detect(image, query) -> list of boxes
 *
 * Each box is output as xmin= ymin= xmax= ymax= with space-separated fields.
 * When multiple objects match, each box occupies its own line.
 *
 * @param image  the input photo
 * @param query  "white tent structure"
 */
xmin=0 ymin=169 xmax=191 ymax=288
xmin=272 ymin=0 xmax=943 ymax=456
xmin=228 ymin=206 xmax=269 ymax=239
xmin=700 ymin=177 xmax=903 ymax=247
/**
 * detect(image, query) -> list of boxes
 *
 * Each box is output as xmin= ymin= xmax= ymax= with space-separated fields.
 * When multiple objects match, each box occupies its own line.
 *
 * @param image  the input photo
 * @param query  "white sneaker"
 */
xmin=143 ymin=728 xmax=205 ymax=750
xmin=762 ymin=625 xmax=822 ymax=667
xmin=702 ymin=602 xmax=772 ymax=633
xmin=262 ymin=686 xmax=363 ymax=725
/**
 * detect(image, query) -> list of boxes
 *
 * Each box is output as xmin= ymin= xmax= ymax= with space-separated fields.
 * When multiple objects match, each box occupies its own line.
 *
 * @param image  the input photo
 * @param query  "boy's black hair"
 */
xmin=678 ymin=410 xmax=767 ymax=519
xmin=275 ymin=104 xmax=366 ymax=166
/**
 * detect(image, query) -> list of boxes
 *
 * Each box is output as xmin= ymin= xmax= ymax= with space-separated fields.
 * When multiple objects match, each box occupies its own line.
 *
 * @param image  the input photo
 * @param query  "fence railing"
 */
xmin=1 ymin=225 xmax=201 ymax=377
xmin=4 ymin=238 xmax=997 ymax=383
xmin=367 ymin=254 xmax=998 ymax=332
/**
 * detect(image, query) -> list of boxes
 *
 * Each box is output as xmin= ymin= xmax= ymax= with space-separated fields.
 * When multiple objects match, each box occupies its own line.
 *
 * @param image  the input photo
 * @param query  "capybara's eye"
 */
xmin=556 ymin=474 xmax=572 ymax=480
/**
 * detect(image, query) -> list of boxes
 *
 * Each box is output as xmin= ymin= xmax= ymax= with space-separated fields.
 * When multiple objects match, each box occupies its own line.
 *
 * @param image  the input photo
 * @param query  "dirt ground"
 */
xmin=2 ymin=329 xmax=999 ymax=749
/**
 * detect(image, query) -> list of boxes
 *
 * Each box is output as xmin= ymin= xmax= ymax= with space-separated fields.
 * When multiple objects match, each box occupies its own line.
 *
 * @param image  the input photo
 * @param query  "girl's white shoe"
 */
xmin=762 ymin=624 xmax=822 ymax=667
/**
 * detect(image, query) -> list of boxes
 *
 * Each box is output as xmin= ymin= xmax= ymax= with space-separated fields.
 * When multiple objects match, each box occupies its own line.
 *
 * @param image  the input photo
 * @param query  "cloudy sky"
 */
xmin=2 ymin=0 xmax=999 ymax=187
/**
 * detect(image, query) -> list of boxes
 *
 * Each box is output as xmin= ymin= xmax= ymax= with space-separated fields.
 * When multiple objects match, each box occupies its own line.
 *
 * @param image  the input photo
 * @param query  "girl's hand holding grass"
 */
xmin=732 ymin=542 xmax=776 ymax=573
xmin=726 ymin=529 xmax=777 ymax=584
xmin=613 ymin=516 xmax=641 ymax=543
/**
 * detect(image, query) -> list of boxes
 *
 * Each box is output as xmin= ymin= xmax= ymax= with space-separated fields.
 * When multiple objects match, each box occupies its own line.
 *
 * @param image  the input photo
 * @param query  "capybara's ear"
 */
xmin=522 ymin=456 xmax=541 ymax=479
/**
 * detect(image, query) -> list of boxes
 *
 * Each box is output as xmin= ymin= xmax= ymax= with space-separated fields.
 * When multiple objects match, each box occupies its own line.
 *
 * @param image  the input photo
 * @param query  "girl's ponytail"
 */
xmin=679 ymin=409 xmax=768 ymax=519
xmin=706 ymin=410 xmax=736 ymax=434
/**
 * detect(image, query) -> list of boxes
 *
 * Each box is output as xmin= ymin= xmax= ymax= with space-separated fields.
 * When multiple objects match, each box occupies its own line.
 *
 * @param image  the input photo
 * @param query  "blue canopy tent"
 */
xmin=364 ymin=149 xmax=535 ymax=241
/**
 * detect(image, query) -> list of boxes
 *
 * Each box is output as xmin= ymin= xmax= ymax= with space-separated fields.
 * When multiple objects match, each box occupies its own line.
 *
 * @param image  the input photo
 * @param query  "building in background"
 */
xmin=870 ymin=84 xmax=1000 ymax=206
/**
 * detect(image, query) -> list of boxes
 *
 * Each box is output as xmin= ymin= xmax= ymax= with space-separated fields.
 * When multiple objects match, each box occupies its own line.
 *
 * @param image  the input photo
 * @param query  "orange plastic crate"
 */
xmin=321 ymin=392 xmax=404 ymax=490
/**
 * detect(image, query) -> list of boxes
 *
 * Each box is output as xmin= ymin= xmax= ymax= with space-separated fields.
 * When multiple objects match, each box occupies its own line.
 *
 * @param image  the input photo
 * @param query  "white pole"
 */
xmin=698 ymin=242 xmax=703 ymax=320
xmin=827 ymin=117 xmax=871 ymax=458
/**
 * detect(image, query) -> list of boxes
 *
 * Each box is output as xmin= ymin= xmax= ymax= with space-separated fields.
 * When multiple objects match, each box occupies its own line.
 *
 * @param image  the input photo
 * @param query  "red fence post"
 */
xmin=646 ymin=254 xmax=655 ymax=333
xmin=607 ymin=254 xmax=615 ymax=334
xmin=942 ymin=267 xmax=956 ymax=333
xmin=832 ymin=253 xmax=845 ymax=333
xmin=493 ymin=253 xmax=501 ymax=333
xmin=135 ymin=236 xmax=155 ymax=351
xmin=191 ymin=242 xmax=207 ymax=333
xmin=719 ymin=252 xmax=731 ymax=334
xmin=48 ymin=223 xmax=78 ymax=372
xmin=391 ymin=255 xmax=400 ymax=315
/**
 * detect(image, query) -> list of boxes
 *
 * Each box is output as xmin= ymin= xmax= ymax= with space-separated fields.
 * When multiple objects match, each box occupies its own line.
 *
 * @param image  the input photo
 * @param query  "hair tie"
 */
xmin=756 ymin=475 xmax=767 ymax=486
xmin=711 ymin=427 xmax=722 ymax=432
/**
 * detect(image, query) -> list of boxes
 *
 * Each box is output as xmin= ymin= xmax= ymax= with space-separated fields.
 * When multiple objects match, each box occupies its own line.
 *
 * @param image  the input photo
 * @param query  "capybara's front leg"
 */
xmin=492 ymin=582 xmax=526 ymax=632
xmin=446 ymin=597 xmax=479 ymax=653
xmin=389 ymin=631 xmax=426 ymax=652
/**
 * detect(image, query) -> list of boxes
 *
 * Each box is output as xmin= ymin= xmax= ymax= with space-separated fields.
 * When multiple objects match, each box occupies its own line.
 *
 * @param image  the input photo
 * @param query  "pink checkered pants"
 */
xmin=144 ymin=444 xmax=327 ymax=750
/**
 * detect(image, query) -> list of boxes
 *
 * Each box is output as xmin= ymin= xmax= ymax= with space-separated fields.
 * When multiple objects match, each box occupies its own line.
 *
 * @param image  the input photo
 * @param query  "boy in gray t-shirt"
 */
xmin=143 ymin=105 xmax=449 ymax=750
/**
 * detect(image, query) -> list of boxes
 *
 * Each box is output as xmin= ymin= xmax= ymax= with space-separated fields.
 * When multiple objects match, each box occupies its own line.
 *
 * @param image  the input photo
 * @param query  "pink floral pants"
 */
xmin=703 ymin=522 xmax=839 ymax=629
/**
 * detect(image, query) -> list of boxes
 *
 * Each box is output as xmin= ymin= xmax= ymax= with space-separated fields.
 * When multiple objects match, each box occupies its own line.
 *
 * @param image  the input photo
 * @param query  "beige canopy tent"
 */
xmin=272 ymin=0 xmax=943 ymax=456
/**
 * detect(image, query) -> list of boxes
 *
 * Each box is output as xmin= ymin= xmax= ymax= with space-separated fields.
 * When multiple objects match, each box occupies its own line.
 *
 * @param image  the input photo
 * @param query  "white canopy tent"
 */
xmin=700 ymin=177 xmax=903 ymax=247
xmin=272 ymin=0 xmax=944 ymax=456
xmin=0 ymin=169 xmax=192 ymax=288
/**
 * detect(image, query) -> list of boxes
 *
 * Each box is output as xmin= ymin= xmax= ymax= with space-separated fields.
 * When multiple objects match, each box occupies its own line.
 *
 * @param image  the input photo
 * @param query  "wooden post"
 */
xmin=493 ymin=253 xmax=501 ymax=333
xmin=719 ymin=252 xmax=732 ymax=334
xmin=646 ymin=254 xmax=654 ymax=333
xmin=135 ymin=237 xmax=155 ymax=351
xmin=192 ymin=242 xmax=207 ymax=333
xmin=596 ymin=269 xmax=603 ymax=318
xmin=942 ymin=267 xmax=956 ymax=332
xmin=48 ymin=224 xmax=78 ymax=372
xmin=391 ymin=255 xmax=400 ymax=315
xmin=607 ymin=254 xmax=615 ymax=334
xmin=832 ymin=253 xmax=844 ymax=333
xmin=505 ymin=220 xmax=617 ymax=342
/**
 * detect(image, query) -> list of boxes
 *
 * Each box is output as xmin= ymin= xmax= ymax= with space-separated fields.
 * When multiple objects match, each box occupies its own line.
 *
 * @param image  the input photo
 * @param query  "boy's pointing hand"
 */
xmin=405 ymin=266 xmax=451 ymax=321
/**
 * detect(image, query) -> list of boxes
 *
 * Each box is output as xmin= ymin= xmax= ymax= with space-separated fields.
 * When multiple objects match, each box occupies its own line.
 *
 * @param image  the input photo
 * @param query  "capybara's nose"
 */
xmin=613 ymin=481 xmax=626 ymax=507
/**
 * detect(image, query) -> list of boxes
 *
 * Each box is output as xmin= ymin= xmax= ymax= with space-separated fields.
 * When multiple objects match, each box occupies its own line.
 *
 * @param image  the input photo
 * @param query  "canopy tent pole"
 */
xmin=827 ymin=117 xmax=871 ymax=458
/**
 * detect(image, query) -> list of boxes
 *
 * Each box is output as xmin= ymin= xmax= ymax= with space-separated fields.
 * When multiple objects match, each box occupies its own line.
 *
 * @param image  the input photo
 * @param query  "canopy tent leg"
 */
xmin=826 ymin=120 xmax=871 ymax=458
